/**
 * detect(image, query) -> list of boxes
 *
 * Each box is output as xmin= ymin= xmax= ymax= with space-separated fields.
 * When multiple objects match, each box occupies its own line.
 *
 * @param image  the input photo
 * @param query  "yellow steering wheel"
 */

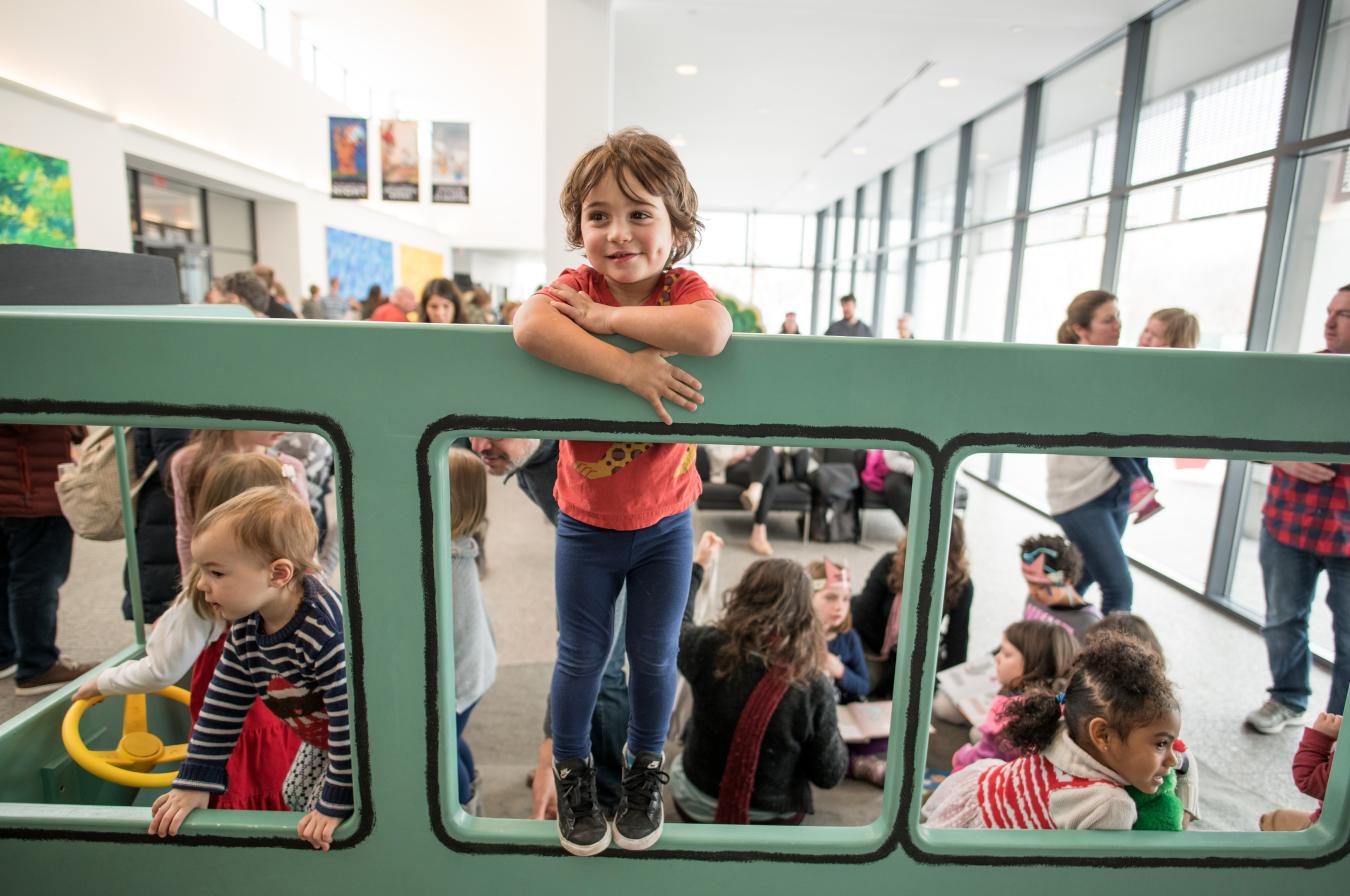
xmin=62 ymin=687 xmax=192 ymax=789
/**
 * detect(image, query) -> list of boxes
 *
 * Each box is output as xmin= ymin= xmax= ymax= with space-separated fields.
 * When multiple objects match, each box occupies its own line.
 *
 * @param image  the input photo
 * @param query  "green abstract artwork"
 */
xmin=0 ymin=143 xmax=75 ymax=248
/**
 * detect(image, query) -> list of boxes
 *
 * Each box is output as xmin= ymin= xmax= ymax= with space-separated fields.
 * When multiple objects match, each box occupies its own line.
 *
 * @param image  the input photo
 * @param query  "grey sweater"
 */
xmin=451 ymin=536 xmax=497 ymax=713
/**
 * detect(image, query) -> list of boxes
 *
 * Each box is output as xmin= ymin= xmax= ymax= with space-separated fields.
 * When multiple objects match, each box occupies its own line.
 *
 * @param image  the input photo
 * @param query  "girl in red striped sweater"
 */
xmin=923 ymin=630 xmax=1181 ymax=830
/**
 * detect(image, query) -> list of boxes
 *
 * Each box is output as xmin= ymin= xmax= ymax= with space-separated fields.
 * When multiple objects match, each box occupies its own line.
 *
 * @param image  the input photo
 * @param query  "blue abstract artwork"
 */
xmin=326 ymin=227 xmax=393 ymax=298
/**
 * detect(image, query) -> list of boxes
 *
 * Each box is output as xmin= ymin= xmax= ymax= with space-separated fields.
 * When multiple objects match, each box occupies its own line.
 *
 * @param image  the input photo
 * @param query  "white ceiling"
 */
xmin=284 ymin=0 xmax=1164 ymax=215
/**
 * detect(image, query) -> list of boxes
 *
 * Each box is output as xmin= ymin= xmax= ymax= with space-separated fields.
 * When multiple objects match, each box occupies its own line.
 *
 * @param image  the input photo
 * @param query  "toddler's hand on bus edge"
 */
xmin=298 ymin=810 xmax=340 ymax=851
xmin=547 ymin=284 xmax=615 ymax=335
xmin=71 ymin=679 xmax=101 ymax=702
xmin=148 ymin=787 xmax=209 ymax=837
xmin=621 ymin=348 xmax=703 ymax=426
xmin=1312 ymin=712 xmax=1342 ymax=739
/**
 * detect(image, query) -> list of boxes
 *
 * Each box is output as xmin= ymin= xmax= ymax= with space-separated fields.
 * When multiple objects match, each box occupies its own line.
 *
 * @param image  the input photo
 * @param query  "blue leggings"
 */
xmin=551 ymin=508 xmax=693 ymax=761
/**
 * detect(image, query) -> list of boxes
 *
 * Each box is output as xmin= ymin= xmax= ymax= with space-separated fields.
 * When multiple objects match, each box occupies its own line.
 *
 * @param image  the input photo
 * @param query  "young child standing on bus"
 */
xmin=148 ymin=486 xmax=350 ymax=851
xmin=74 ymin=454 xmax=301 ymax=810
xmin=513 ymin=128 xmax=732 ymax=855
xmin=923 ymin=630 xmax=1182 ymax=830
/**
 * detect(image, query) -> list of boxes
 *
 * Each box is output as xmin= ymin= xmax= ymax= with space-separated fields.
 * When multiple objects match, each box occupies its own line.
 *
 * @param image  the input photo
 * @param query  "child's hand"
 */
xmin=824 ymin=653 xmax=845 ymax=680
xmin=531 ymin=738 xmax=558 ymax=820
xmin=694 ymin=532 xmax=724 ymax=569
xmin=147 ymin=787 xmax=210 ymax=837
xmin=71 ymin=679 xmax=102 ymax=703
xmin=297 ymin=810 xmax=341 ymax=851
xmin=620 ymin=348 xmax=704 ymax=425
xmin=1312 ymin=712 xmax=1342 ymax=739
xmin=547 ymin=284 xmax=616 ymax=335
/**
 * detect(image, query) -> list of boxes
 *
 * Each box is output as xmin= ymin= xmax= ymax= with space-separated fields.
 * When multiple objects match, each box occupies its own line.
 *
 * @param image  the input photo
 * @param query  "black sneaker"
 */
xmin=612 ymin=751 xmax=668 ymax=851
xmin=554 ymin=756 xmax=611 ymax=856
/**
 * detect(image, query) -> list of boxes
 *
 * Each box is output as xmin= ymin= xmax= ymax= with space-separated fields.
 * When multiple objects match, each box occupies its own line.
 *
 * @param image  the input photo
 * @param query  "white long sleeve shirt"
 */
xmin=96 ymin=600 xmax=224 ymax=695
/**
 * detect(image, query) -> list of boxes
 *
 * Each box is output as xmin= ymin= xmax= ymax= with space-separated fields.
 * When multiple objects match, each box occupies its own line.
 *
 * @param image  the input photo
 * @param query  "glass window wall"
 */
xmin=887 ymin=160 xmax=914 ymax=247
xmin=917 ymin=136 xmax=959 ymax=239
xmin=967 ymin=98 xmax=1025 ymax=225
xmin=1031 ymin=41 xmax=1125 ymax=210
xmin=1134 ymin=0 xmax=1295 ymax=183
xmin=1309 ymin=0 xmax=1350 ymax=137
xmin=952 ymin=222 xmax=1013 ymax=343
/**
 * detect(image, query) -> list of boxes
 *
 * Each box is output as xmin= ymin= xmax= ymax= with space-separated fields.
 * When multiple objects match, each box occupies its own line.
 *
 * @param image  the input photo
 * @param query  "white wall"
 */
xmin=0 ymin=0 xmax=548 ymax=288
xmin=544 ymin=0 xmax=612 ymax=279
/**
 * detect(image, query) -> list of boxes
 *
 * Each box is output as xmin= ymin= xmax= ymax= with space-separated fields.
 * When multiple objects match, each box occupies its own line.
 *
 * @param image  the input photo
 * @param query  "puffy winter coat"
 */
xmin=0 ymin=425 xmax=81 ymax=518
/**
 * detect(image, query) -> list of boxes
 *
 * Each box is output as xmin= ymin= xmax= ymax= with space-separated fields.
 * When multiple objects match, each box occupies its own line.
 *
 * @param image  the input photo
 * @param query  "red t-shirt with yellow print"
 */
xmin=547 ymin=265 xmax=716 ymax=530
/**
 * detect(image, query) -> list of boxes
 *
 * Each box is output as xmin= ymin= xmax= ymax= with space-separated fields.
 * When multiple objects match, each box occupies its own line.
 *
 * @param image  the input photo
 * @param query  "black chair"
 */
xmin=695 ymin=447 xmax=812 ymax=543
xmin=819 ymin=448 xmax=967 ymax=543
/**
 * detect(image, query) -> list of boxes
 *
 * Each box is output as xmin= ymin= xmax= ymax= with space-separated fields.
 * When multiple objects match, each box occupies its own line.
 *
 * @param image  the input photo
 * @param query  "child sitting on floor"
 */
xmin=950 ymin=619 xmax=1077 ymax=773
xmin=923 ymin=630 xmax=1182 ymax=831
xmin=671 ymin=558 xmax=847 ymax=825
xmin=1021 ymin=533 xmax=1102 ymax=638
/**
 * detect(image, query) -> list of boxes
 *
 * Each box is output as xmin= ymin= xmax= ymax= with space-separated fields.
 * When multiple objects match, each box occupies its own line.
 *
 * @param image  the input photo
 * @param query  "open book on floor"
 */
xmin=836 ymin=700 xmax=893 ymax=744
xmin=934 ymin=655 xmax=999 ymax=726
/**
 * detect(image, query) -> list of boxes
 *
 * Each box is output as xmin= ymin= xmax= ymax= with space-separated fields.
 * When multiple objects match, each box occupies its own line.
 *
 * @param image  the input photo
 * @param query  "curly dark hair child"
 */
xmin=1001 ymin=629 xmax=1178 ymax=755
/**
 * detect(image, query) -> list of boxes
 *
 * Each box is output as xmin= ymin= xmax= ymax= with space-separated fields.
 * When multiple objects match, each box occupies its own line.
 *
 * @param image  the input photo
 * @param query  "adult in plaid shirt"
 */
xmin=1247 ymin=285 xmax=1350 ymax=734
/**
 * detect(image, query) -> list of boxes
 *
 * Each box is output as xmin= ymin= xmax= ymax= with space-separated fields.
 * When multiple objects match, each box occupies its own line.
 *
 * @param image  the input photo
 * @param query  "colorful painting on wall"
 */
xmin=326 ymin=227 xmax=393 ymax=299
xmin=399 ymin=245 xmax=446 ymax=298
xmin=380 ymin=120 xmax=419 ymax=202
xmin=431 ymin=122 xmax=470 ymax=204
xmin=0 ymin=143 xmax=75 ymax=248
xmin=329 ymin=117 xmax=369 ymax=199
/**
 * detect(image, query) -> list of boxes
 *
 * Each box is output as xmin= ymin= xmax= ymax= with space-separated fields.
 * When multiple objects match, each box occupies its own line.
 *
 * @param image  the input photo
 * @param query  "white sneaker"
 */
xmin=1245 ymin=699 xmax=1305 ymax=734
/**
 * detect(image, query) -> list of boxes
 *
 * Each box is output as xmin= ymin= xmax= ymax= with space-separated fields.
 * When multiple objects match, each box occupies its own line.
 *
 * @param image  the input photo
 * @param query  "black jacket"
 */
xmin=121 ymin=428 xmax=190 ymax=623
xmin=677 ymin=626 xmax=847 ymax=815
xmin=852 ymin=551 xmax=973 ymax=698
xmin=506 ymin=440 xmax=559 ymax=524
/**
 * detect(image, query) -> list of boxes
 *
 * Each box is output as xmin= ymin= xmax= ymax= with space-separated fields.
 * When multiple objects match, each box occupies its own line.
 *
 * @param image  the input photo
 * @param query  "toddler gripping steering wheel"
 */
xmin=62 ymin=688 xmax=191 ymax=789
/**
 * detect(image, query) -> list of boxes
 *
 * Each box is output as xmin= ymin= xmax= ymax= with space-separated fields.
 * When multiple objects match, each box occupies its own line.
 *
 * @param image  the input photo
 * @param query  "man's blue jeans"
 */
xmin=1259 ymin=528 xmax=1350 ymax=714
xmin=0 ymin=516 xmax=73 ymax=679
xmin=1053 ymin=477 xmax=1134 ymax=615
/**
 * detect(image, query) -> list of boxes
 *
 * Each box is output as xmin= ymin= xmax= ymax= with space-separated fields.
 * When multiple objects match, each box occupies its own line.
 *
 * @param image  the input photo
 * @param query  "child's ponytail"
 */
xmin=1000 ymin=689 xmax=1066 ymax=753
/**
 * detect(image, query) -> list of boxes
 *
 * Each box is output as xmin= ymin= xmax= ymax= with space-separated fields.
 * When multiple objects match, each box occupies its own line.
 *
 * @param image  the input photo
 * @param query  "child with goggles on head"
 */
xmin=1020 ymin=534 xmax=1102 ymax=639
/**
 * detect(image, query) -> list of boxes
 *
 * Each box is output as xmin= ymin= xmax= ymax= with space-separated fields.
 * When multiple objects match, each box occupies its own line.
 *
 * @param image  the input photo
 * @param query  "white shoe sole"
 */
xmin=0 ymin=664 xmax=16 ymax=680
xmin=612 ymin=815 xmax=663 ymax=851
xmin=558 ymin=824 xmax=611 ymax=857
xmin=1246 ymin=712 xmax=1305 ymax=735
xmin=14 ymin=680 xmax=68 ymax=697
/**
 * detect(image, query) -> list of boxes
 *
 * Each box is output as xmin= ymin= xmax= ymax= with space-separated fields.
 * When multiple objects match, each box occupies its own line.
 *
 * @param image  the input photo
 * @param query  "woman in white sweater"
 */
xmin=1048 ymin=291 xmax=1134 ymax=614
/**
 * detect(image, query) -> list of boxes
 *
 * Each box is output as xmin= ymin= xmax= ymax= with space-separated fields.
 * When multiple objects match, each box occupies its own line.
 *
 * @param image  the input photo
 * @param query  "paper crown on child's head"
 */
xmin=811 ymin=558 xmax=850 ymax=593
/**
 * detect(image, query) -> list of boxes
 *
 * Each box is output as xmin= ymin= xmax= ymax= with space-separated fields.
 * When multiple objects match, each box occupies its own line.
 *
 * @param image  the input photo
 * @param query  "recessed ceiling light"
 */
xmin=670 ymin=134 xmax=688 ymax=147
xmin=851 ymin=146 xmax=868 ymax=156
xmin=675 ymin=64 xmax=699 ymax=76
xmin=1010 ymin=24 xmax=1024 ymax=33
xmin=975 ymin=151 xmax=991 ymax=161
xmin=938 ymin=76 xmax=961 ymax=89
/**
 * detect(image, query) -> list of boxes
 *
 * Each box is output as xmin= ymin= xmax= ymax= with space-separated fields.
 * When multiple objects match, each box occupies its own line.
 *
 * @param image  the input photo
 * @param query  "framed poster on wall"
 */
xmin=431 ymin=122 xmax=470 ymax=204
xmin=380 ymin=120 xmax=419 ymax=202
xmin=329 ymin=117 xmax=368 ymax=199
xmin=0 ymin=143 xmax=75 ymax=247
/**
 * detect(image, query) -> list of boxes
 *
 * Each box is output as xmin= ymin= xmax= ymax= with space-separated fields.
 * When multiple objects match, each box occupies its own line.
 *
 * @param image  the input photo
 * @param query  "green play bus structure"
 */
xmin=0 ymin=249 xmax=1347 ymax=893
